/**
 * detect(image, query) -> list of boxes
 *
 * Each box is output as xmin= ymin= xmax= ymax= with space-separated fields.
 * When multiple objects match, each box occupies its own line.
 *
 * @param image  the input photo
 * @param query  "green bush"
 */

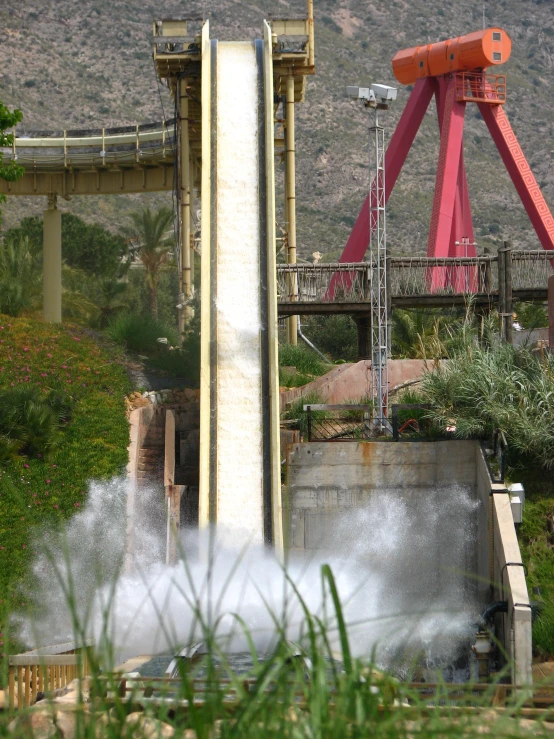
xmin=302 ymin=314 xmax=357 ymax=362
xmin=278 ymin=343 xmax=328 ymax=376
xmin=106 ymin=312 xmax=179 ymax=353
xmin=0 ymin=236 xmax=42 ymax=316
xmin=0 ymin=386 xmax=72 ymax=462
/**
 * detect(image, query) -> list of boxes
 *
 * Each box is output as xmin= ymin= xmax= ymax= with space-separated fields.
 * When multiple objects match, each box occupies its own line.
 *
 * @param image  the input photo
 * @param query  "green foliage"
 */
xmin=121 ymin=206 xmax=175 ymax=318
xmin=106 ymin=311 xmax=179 ymax=353
xmin=302 ymin=314 xmax=357 ymax=362
xmin=279 ymin=343 xmax=327 ymax=376
xmin=0 ymin=101 xmax=24 ymax=220
xmin=514 ymin=301 xmax=548 ymax=330
xmin=420 ymin=343 xmax=554 ymax=468
xmin=0 ymin=314 xmax=131 ymax=628
xmin=0 ymin=235 xmax=42 ymax=316
xmin=278 ymin=343 xmax=332 ymax=387
xmin=5 ymin=214 xmax=129 ymax=278
xmin=145 ymin=298 xmax=201 ymax=384
xmin=0 ymin=385 xmax=71 ymax=463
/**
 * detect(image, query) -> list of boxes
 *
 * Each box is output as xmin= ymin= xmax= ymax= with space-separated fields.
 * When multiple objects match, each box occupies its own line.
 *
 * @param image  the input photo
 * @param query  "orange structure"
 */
xmin=336 ymin=27 xmax=554 ymax=292
xmin=392 ymin=28 xmax=512 ymax=85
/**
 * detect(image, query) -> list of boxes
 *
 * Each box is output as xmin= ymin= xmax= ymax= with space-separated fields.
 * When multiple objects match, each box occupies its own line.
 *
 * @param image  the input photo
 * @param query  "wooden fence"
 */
xmin=8 ymin=640 xmax=92 ymax=709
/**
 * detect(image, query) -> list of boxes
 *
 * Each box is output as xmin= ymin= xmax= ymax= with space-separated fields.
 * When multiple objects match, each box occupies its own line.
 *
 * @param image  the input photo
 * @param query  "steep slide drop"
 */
xmin=199 ymin=27 xmax=282 ymax=550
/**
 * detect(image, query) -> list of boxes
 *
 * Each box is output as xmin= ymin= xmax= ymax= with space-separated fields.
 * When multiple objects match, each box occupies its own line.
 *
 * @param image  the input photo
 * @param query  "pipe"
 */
xmin=477 ymin=600 xmax=508 ymax=629
xmin=285 ymin=75 xmax=298 ymax=345
xmin=297 ymin=323 xmax=329 ymax=364
xmin=179 ymin=78 xmax=193 ymax=340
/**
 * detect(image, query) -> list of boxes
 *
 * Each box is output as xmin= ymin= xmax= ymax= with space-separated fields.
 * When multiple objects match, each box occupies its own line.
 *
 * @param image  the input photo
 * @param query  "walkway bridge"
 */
xmin=0 ymin=121 xmax=178 ymax=196
xmin=277 ymin=249 xmax=554 ymax=313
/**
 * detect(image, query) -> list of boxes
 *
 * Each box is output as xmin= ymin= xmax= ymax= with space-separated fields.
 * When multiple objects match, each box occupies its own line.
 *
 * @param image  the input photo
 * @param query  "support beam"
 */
xmin=427 ymin=78 xmax=466 ymax=291
xmin=285 ymin=75 xmax=298 ymax=344
xmin=354 ymin=314 xmax=371 ymax=360
xmin=339 ymin=77 xmax=435 ymax=264
xmin=43 ymin=194 xmax=62 ymax=323
xmin=179 ymin=80 xmax=193 ymax=340
xmin=478 ymin=102 xmax=554 ymax=252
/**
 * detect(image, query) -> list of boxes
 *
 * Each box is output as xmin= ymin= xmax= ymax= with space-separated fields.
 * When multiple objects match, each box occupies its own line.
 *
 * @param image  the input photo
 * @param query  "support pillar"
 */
xmin=498 ymin=242 xmax=513 ymax=344
xmin=43 ymin=193 xmax=62 ymax=323
xmin=179 ymin=79 xmax=193 ymax=340
xmin=354 ymin=314 xmax=371 ymax=360
xmin=478 ymin=102 xmax=554 ymax=252
xmin=285 ymin=76 xmax=298 ymax=345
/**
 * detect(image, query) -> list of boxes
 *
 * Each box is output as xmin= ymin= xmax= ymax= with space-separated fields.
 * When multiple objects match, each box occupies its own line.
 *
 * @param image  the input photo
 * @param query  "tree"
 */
xmin=0 ymin=101 xmax=24 ymax=225
xmin=5 ymin=214 xmax=129 ymax=278
xmin=122 ymin=206 xmax=175 ymax=318
xmin=0 ymin=235 xmax=42 ymax=316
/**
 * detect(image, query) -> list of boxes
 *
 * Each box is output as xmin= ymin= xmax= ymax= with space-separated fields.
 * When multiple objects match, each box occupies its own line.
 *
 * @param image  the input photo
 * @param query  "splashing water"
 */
xmin=20 ymin=477 xmax=481 ymax=676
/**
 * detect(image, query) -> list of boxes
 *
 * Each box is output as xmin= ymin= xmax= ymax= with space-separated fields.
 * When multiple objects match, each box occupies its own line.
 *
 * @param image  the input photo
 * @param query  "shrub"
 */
xmin=0 ymin=386 xmax=71 ymax=462
xmin=278 ymin=343 xmax=327 ymax=376
xmin=302 ymin=315 xmax=357 ymax=362
xmin=106 ymin=312 xmax=179 ymax=353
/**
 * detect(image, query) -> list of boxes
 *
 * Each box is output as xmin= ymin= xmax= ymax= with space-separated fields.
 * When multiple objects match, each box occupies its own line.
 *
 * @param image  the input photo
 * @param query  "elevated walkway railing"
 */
xmin=0 ymin=120 xmax=176 ymax=171
xmin=277 ymin=250 xmax=554 ymax=306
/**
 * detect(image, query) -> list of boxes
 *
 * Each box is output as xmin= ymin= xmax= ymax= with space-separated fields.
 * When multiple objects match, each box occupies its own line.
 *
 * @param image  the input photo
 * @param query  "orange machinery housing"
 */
xmin=392 ymin=28 xmax=512 ymax=85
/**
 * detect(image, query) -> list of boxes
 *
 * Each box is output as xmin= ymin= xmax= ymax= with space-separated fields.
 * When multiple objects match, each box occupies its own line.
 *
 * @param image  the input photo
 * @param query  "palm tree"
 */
xmin=122 ymin=206 xmax=174 ymax=318
xmin=0 ymin=235 xmax=42 ymax=316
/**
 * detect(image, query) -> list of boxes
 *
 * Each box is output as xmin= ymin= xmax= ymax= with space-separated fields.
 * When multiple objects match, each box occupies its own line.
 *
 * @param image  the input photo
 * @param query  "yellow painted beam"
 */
xmin=264 ymin=20 xmax=283 ymax=555
xmin=0 ymin=166 xmax=174 ymax=196
xmin=198 ymin=20 xmax=212 ymax=531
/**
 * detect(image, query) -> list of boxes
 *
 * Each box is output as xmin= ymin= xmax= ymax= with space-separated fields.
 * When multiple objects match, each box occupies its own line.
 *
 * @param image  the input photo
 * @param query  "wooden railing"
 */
xmin=276 ymin=250 xmax=554 ymax=308
xmin=8 ymin=640 xmax=92 ymax=709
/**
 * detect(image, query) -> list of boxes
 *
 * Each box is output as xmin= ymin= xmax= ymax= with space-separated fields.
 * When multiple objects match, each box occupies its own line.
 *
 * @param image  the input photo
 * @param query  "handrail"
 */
xmin=10 ymin=123 xmax=176 ymax=149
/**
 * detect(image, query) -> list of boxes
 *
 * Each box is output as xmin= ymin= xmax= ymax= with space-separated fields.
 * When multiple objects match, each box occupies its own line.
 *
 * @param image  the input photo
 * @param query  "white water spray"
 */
xmin=21 ymin=477 xmax=480 ymax=675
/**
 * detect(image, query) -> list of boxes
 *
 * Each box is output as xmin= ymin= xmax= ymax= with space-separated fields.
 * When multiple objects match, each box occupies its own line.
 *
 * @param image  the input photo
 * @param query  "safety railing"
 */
xmin=277 ymin=263 xmax=369 ymax=303
xmin=0 ymin=120 xmax=176 ymax=170
xmin=455 ymin=71 xmax=507 ymax=104
xmin=304 ymin=404 xmax=371 ymax=441
xmin=511 ymin=250 xmax=554 ymax=290
xmin=277 ymin=250 xmax=554 ymax=306
xmin=388 ymin=256 xmax=497 ymax=298
xmin=8 ymin=640 xmax=93 ymax=709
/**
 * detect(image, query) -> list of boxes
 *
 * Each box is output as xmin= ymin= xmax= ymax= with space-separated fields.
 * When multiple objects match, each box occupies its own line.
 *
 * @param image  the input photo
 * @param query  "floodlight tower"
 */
xmin=346 ymin=83 xmax=397 ymax=431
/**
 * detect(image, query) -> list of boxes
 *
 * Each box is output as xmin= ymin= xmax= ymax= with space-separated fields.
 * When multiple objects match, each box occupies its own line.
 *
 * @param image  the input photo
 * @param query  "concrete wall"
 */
xmin=492 ymin=493 xmax=532 ymax=686
xmin=280 ymin=359 xmax=429 ymax=411
xmin=285 ymin=439 xmax=532 ymax=684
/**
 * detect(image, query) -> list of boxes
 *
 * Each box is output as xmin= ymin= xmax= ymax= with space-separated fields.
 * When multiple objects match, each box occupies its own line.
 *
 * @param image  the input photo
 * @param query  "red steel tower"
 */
xmin=338 ymin=29 xmax=554 ymax=288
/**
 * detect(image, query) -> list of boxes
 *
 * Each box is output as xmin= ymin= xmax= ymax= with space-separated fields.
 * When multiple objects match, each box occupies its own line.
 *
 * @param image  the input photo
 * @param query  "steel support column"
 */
xmin=179 ymin=79 xmax=193 ymax=340
xmin=43 ymin=194 xmax=62 ymax=323
xmin=339 ymin=77 xmax=435 ymax=264
xmin=427 ymin=78 xmax=466 ymax=290
xmin=285 ymin=75 xmax=298 ymax=344
xmin=478 ymin=102 xmax=554 ymax=252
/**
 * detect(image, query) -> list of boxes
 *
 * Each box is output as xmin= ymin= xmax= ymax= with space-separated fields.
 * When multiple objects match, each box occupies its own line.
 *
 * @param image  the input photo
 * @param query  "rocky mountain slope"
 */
xmin=0 ymin=0 xmax=552 ymax=257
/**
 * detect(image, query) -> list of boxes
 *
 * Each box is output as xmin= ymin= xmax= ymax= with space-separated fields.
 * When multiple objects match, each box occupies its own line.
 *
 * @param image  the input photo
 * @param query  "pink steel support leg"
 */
xmin=478 ymin=102 xmax=554 ymax=251
xmin=339 ymin=77 xmax=436 ymax=264
xmin=427 ymin=77 xmax=467 ymax=290
xmin=435 ymin=78 xmax=476 ymax=290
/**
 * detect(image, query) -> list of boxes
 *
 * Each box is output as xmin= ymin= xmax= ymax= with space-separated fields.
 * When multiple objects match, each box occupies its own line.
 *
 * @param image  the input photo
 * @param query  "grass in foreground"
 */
xmin=4 ymin=556 xmax=553 ymax=739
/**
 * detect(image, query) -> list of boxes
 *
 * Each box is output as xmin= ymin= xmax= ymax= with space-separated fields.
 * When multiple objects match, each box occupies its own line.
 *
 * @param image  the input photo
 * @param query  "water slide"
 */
xmin=198 ymin=23 xmax=282 ymax=550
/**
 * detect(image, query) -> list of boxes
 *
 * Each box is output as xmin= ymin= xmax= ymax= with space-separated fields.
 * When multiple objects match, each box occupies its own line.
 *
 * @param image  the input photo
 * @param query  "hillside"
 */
xmin=0 ymin=0 xmax=553 ymax=257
